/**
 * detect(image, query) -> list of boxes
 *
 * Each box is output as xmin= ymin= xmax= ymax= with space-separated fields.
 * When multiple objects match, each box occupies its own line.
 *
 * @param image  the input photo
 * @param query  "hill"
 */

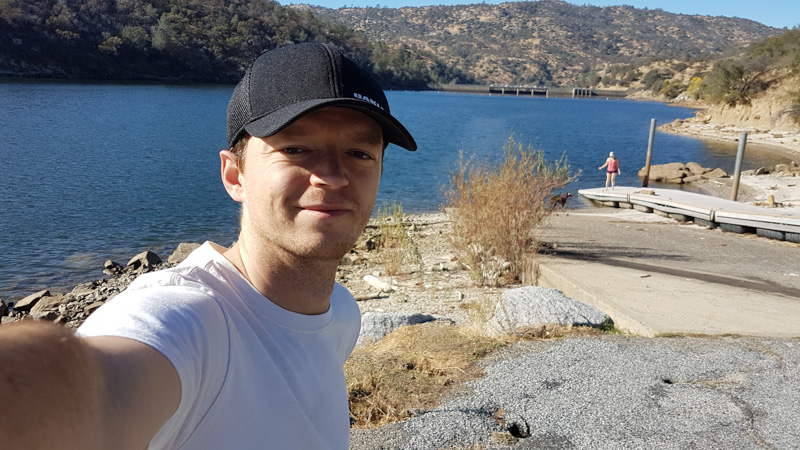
xmin=303 ymin=0 xmax=781 ymax=86
xmin=0 ymin=0 xmax=446 ymax=87
xmin=0 ymin=0 xmax=784 ymax=90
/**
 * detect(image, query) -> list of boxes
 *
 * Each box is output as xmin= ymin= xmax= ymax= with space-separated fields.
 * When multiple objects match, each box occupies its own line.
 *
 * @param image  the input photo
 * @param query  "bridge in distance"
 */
xmin=433 ymin=84 xmax=630 ymax=98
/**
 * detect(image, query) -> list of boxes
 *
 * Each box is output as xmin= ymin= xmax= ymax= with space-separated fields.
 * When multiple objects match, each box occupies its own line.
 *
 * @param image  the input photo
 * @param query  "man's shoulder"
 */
xmin=127 ymin=242 xmax=239 ymax=296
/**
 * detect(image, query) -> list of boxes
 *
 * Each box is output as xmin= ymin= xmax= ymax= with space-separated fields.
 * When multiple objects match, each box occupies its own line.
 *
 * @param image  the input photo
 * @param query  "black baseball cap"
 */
xmin=227 ymin=42 xmax=417 ymax=151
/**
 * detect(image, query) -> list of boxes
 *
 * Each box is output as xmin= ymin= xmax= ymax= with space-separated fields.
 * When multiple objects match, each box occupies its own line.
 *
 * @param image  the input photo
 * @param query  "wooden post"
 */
xmin=730 ymin=132 xmax=748 ymax=201
xmin=642 ymin=119 xmax=656 ymax=187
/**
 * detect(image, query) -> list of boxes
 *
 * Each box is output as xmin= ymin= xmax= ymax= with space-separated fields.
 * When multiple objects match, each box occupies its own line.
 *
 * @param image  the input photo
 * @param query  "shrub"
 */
xmin=699 ymin=56 xmax=774 ymax=106
xmin=685 ymin=76 xmax=704 ymax=100
xmin=444 ymin=136 xmax=576 ymax=286
xmin=659 ymin=79 xmax=687 ymax=99
xmin=375 ymin=202 xmax=421 ymax=276
xmin=780 ymin=90 xmax=800 ymax=124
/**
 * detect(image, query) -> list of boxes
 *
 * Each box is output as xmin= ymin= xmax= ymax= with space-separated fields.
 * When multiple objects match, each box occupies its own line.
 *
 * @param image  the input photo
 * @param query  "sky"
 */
xmin=288 ymin=0 xmax=799 ymax=30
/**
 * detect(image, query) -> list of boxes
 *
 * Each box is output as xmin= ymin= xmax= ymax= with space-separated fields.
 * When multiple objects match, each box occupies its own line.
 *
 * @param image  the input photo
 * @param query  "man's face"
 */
xmin=231 ymin=106 xmax=384 ymax=261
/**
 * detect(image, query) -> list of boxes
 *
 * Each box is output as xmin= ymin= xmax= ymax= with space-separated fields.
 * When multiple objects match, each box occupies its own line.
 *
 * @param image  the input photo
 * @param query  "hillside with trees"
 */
xmin=306 ymin=0 xmax=781 ymax=86
xmin=666 ymin=29 xmax=800 ymax=131
xmin=0 ymin=0 xmax=784 ymax=91
xmin=0 ymin=0 xmax=462 ymax=87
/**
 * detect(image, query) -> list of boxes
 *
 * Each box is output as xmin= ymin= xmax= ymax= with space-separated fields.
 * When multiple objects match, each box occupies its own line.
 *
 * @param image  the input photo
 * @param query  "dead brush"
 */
xmin=375 ymin=202 xmax=422 ymax=276
xmin=445 ymin=135 xmax=577 ymax=286
xmin=345 ymin=321 xmax=503 ymax=428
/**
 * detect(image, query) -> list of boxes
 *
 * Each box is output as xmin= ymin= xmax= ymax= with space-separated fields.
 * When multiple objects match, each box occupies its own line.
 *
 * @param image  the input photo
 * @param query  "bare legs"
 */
xmin=604 ymin=172 xmax=617 ymax=190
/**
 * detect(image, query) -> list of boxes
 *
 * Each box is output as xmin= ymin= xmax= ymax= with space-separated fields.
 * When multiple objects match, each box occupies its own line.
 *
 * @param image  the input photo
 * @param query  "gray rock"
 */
xmin=488 ymin=286 xmax=608 ymax=336
xmin=127 ymin=250 xmax=161 ymax=273
xmin=358 ymin=312 xmax=440 ymax=346
xmin=103 ymin=259 xmax=123 ymax=276
xmin=14 ymin=289 xmax=50 ymax=312
xmin=168 ymin=243 xmax=201 ymax=264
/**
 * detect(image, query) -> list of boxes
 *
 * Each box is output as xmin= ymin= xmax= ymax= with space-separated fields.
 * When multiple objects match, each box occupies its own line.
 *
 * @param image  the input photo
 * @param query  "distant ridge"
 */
xmin=303 ymin=0 xmax=781 ymax=85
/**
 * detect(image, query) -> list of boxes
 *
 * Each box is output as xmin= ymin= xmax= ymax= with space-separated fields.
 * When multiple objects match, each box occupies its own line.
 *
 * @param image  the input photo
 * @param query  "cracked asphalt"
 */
xmin=350 ymin=335 xmax=800 ymax=449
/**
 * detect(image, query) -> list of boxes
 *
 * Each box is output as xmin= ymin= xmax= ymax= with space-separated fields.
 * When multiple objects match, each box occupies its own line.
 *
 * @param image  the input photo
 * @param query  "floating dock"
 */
xmin=578 ymin=186 xmax=800 ymax=242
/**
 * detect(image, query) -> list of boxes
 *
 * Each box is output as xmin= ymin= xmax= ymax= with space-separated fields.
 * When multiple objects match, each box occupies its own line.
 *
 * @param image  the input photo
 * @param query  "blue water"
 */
xmin=0 ymin=82 xmax=793 ymax=299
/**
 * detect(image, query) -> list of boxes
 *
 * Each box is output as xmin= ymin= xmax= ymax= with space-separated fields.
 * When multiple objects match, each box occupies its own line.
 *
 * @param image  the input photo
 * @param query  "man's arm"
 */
xmin=0 ymin=321 xmax=180 ymax=450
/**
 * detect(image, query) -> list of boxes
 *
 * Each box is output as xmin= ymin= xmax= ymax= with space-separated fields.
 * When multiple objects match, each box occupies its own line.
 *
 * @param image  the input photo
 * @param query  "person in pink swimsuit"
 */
xmin=598 ymin=151 xmax=621 ymax=190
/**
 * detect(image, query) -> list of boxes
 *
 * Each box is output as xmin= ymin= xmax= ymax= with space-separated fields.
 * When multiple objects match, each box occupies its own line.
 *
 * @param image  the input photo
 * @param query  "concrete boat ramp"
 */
xmin=579 ymin=186 xmax=800 ymax=242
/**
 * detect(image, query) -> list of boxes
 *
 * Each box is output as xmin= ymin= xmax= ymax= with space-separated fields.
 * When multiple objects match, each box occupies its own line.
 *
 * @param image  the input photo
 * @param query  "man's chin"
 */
xmin=294 ymin=242 xmax=357 ymax=261
xmin=291 ymin=231 xmax=362 ymax=260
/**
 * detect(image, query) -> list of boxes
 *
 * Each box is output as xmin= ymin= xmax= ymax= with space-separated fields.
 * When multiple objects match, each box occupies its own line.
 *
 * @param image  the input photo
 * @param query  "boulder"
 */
xmin=103 ymin=259 xmax=123 ymax=276
xmin=701 ymin=168 xmax=728 ymax=179
xmin=0 ymin=300 xmax=8 ymax=317
xmin=84 ymin=301 xmax=105 ymax=316
xmin=685 ymin=162 xmax=708 ymax=176
xmin=127 ymin=250 xmax=161 ymax=273
xmin=487 ymin=286 xmax=609 ymax=336
xmin=71 ymin=281 xmax=98 ymax=298
xmin=168 ymin=243 xmax=201 ymax=264
xmin=683 ymin=175 xmax=705 ymax=184
xmin=358 ymin=312 xmax=445 ymax=346
xmin=14 ymin=289 xmax=50 ymax=312
xmin=774 ymin=164 xmax=790 ymax=175
xmin=638 ymin=163 xmax=689 ymax=184
xmin=363 ymin=275 xmax=394 ymax=293
xmin=657 ymin=162 xmax=687 ymax=172
xmin=30 ymin=294 xmax=69 ymax=320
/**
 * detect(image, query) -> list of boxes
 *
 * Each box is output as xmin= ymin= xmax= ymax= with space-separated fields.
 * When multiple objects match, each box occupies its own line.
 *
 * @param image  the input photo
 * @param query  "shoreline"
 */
xmin=659 ymin=114 xmax=800 ymax=158
xmin=658 ymin=113 xmax=800 ymax=208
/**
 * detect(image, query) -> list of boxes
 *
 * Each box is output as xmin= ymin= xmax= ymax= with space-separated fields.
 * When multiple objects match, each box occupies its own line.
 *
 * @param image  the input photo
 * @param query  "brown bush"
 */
xmin=444 ymin=135 xmax=576 ymax=286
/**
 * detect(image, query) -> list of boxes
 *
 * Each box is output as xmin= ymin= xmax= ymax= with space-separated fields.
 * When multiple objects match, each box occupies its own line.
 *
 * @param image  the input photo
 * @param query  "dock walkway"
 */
xmin=578 ymin=186 xmax=800 ymax=242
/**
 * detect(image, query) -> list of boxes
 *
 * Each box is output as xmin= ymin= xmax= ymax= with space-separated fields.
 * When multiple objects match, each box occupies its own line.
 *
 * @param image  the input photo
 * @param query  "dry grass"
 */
xmin=345 ymin=321 xmax=504 ymax=428
xmin=444 ymin=135 xmax=577 ymax=286
xmin=374 ymin=202 xmax=422 ymax=276
xmin=346 ymin=299 xmax=616 ymax=429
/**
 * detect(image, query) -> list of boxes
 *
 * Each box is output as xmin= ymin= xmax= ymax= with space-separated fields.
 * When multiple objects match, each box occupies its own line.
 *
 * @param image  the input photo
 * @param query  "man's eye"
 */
xmin=349 ymin=151 xmax=373 ymax=160
xmin=282 ymin=147 xmax=304 ymax=154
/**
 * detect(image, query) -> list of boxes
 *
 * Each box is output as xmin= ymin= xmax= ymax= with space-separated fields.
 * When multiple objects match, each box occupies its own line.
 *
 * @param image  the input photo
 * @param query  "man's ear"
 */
xmin=220 ymin=149 xmax=245 ymax=203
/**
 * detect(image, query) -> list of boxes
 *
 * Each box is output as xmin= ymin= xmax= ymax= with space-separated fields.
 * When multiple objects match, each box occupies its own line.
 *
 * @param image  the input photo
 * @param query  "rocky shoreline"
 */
xmin=0 ymin=244 xmax=200 ymax=327
xmin=0 ymin=214 xmax=488 ymax=329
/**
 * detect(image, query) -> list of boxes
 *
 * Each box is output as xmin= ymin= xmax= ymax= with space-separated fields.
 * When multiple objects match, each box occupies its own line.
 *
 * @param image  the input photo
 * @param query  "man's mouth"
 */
xmin=299 ymin=205 xmax=351 ymax=217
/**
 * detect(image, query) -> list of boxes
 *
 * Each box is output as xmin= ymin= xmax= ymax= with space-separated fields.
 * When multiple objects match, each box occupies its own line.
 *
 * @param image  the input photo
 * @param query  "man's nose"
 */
xmin=309 ymin=154 xmax=349 ymax=189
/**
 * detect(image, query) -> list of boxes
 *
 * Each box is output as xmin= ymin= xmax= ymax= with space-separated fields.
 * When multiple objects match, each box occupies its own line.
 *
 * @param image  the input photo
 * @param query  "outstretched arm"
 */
xmin=598 ymin=159 xmax=608 ymax=170
xmin=0 ymin=321 xmax=180 ymax=450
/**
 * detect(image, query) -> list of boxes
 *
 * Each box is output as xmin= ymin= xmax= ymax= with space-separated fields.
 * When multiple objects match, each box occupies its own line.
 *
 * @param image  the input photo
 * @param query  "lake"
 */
xmin=0 ymin=81 xmax=792 ymax=299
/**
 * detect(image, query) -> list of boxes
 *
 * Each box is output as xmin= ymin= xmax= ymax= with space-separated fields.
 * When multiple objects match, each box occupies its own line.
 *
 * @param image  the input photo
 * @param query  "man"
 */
xmin=0 ymin=42 xmax=416 ymax=449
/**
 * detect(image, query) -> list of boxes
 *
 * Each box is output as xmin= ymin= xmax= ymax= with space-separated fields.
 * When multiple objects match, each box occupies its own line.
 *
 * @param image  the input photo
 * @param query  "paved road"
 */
xmin=350 ymin=207 xmax=800 ymax=449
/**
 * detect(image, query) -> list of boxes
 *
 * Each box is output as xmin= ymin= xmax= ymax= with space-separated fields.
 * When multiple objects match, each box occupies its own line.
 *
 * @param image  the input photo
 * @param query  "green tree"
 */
xmin=700 ymin=56 xmax=774 ymax=106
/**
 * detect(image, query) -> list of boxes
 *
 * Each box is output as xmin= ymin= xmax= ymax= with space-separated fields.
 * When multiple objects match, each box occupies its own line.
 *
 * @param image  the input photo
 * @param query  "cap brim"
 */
xmin=243 ymin=98 xmax=417 ymax=151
